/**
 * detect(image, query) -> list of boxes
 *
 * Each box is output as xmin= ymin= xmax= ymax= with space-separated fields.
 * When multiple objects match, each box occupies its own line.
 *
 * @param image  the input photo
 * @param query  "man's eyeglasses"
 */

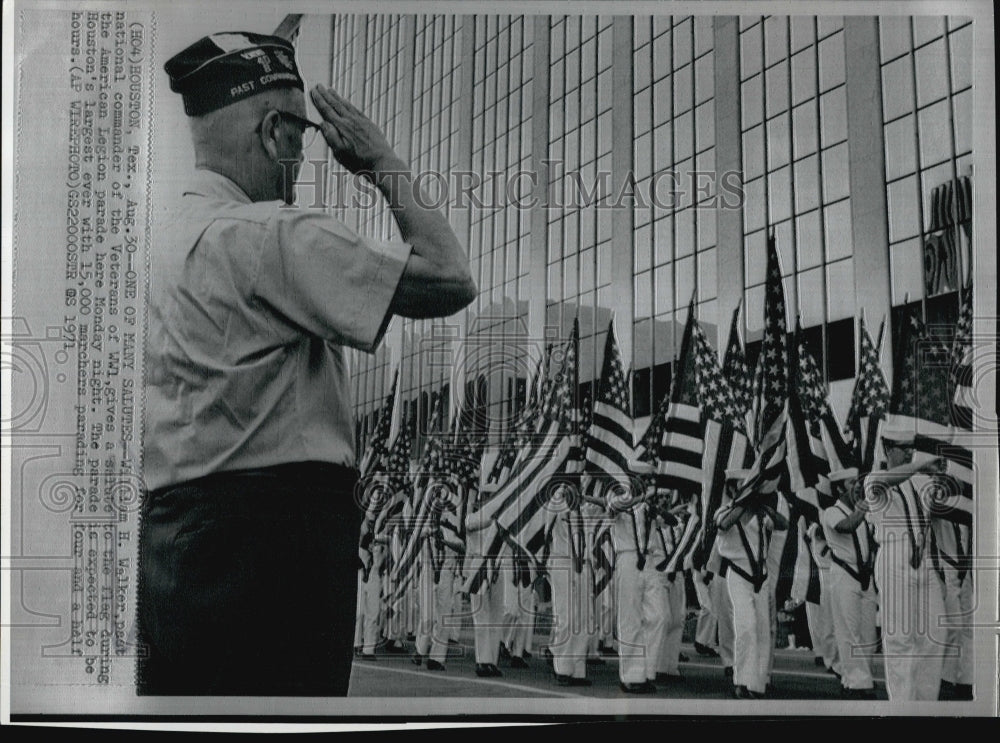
xmin=266 ymin=110 xmax=322 ymax=149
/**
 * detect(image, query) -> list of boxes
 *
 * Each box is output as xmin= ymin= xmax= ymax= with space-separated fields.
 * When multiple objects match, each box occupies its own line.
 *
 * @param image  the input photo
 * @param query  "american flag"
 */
xmin=786 ymin=327 xmax=853 ymax=519
xmin=357 ymin=370 xmax=401 ymax=573
xmin=386 ymin=392 xmax=454 ymax=603
xmin=950 ymin=283 xmax=974 ymax=430
xmin=737 ymin=234 xmax=789 ymax=505
xmin=358 ymin=369 xmax=399 ymax=478
xmin=656 ymin=509 xmax=702 ymax=577
xmin=636 ymin=391 xmax=670 ymax=464
xmin=845 ymin=316 xmax=890 ymax=473
xmin=655 ymin=301 xmax=704 ymax=495
xmin=461 ymin=321 xmax=579 ymax=594
xmin=885 ymin=305 xmax=972 ymax=524
xmin=690 ymin=320 xmax=751 ymax=563
xmin=585 ymin=319 xmax=633 ymax=482
xmin=723 ymin=304 xmax=754 ymax=427
xmin=486 ymin=346 xmax=549 ymax=486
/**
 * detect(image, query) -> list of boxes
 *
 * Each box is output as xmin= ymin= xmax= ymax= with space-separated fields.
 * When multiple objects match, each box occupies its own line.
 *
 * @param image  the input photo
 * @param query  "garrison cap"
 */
xmin=165 ymin=32 xmax=304 ymax=116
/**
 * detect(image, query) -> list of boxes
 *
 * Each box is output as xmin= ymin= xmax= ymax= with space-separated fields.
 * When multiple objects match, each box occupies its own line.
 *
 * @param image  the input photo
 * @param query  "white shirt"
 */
xmin=144 ymin=170 xmax=411 ymax=489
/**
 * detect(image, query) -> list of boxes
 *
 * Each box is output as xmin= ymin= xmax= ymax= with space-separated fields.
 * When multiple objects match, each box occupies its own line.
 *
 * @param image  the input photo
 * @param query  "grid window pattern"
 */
xmin=328 ymin=15 xmax=408 ymax=242
xmin=739 ymin=15 xmax=851 ymax=380
xmin=879 ymin=16 xmax=973 ymax=306
xmin=546 ymin=14 xmax=615 ymax=385
xmin=402 ymin=15 xmax=465 ymax=453
xmin=466 ymin=16 xmax=535 ymax=433
xmin=469 ymin=15 xmax=534 ymax=314
xmin=632 ymin=15 xmax=716 ymax=416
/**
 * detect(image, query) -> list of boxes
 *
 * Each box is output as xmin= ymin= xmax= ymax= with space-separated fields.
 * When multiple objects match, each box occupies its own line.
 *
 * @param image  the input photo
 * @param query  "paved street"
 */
xmin=348 ymin=628 xmax=887 ymax=701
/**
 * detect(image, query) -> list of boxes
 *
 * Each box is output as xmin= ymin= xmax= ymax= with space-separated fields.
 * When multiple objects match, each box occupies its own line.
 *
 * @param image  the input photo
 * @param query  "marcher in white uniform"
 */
xmin=653 ymin=500 xmax=692 ymax=681
xmin=803 ymin=521 xmax=841 ymax=677
xmin=822 ymin=468 xmax=878 ymax=698
xmin=464 ymin=483 xmax=504 ymax=677
xmin=931 ymin=517 xmax=974 ymax=700
xmin=413 ymin=489 xmax=465 ymax=672
xmin=715 ymin=470 xmax=788 ymax=699
xmin=548 ymin=485 xmax=593 ymax=686
xmin=862 ymin=430 xmax=949 ymax=701
xmin=601 ymin=471 xmax=667 ymax=694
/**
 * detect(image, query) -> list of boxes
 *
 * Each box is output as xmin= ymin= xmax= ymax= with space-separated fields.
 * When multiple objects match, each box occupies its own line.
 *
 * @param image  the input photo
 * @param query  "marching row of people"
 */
xmin=354 ymin=429 xmax=974 ymax=702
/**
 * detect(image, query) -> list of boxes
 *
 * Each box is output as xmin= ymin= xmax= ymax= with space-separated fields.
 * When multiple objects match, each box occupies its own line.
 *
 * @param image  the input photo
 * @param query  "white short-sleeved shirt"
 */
xmin=143 ymin=170 xmax=411 ymax=490
xmin=821 ymin=502 xmax=871 ymax=568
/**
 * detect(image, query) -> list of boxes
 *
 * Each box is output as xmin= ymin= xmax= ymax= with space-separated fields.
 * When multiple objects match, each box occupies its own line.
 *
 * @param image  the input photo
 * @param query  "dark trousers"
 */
xmin=136 ymin=462 xmax=361 ymax=696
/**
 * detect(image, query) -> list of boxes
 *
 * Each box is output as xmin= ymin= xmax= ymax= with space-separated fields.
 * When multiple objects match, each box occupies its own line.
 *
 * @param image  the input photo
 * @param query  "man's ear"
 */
xmin=258 ymin=109 xmax=282 ymax=161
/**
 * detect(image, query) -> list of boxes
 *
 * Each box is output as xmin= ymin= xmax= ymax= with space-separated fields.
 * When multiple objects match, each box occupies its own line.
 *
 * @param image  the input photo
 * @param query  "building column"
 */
xmin=713 ymin=16 xmax=743 ymax=354
xmin=844 ymin=17 xmax=892 ymax=377
xmin=609 ymin=16 xmax=635 ymax=364
xmin=451 ymin=15 xmax=477 ymax=422
xmin=527 ymin=16 xmax=552 ymax=348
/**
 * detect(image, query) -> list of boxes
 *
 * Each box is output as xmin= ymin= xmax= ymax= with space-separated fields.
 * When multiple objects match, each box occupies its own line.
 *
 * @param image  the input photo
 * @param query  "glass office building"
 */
xmin=281 ymin=13 xmax=974 ymax=460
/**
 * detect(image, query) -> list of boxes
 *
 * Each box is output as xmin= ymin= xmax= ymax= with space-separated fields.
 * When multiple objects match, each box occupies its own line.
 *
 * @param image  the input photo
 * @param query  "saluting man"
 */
xmin=822 ymin=468 xmax=878 ymax=699
xmin=141 ymin=32 xmax=475 ymax=695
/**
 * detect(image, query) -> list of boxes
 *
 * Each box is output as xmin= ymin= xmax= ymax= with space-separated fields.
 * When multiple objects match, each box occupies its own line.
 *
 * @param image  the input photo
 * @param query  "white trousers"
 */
xmin=828 ymin=563 xmax=878 ymax=689
xmin=711 ymin=572 xmax=735 ymax=667
xmin=656 ymin=575 xmax=686 ymax=674
xmin=806 ymin=565 xmax=840 ymax=673
xmin=503 ymin=578 xmax=535 ymax=658
xmin=616 ymin=551 xmax=668 ymax=683
xmin=940 ymin=568 xmax=974 ymax=686
xmin=550 ymin=525 xmax=592 ymax=678
xmin=693 ymin=572 xmax=718 ymax=649
xmin=727 ymin=570 xmax=771 ymax=693
xmin=361 ymin=569 xmax=384 ymax=654
xmin=416 ymin=556 xmax=459 ymax=663
xmin=876 ymin=543 xmax=946 ymax=701
xmin=471 ymin=578 xmax=504 ymax=664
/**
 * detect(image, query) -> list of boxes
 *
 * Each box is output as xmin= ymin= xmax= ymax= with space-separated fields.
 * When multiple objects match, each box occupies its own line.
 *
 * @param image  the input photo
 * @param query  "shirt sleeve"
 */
xmin=821 ymin=507 xmax=840 ymax=533
xmin=254 ymin=208 xmax=411 ymax=351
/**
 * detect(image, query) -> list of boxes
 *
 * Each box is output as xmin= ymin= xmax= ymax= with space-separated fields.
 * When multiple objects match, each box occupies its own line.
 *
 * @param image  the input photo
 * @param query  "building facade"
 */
xmin=282 ymin=13 xmax=974 ymax=460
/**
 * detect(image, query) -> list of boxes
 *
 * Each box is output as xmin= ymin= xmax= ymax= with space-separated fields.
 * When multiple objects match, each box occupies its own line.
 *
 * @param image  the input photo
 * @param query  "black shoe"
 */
xmin=475 ymin=663 xmax=492 ymax=677
xmin=733 ymin=685 xmax=755 ymax=699
xmin=620 ymin=681 xmax=656 ymax=694
xmin=406 ymin=633 xmax=416 ymax=641
xmin=522 ymin=650 xmax=532 ymax=659
xmin=382 ymin=642 xmax=407 ymax=654
xmin=655 ymin=672 xmax=682 ymax=682
xmin=554 ymin=673 xmax=573 ymax=686
xmin=723 ymin=666 xmax=734 ymax=678
xmin=358 ymin=653 xmax=377 ymax=661
xmin=426 ymin=659 xmax=446 ymax=671
xmin=600 ymin=646 xmax=618 ymax=657
xmin=487 ymin=663 xmax=503 ymax=677
xmin=510 ymin=656 xmax=529 ymax=669
xmin=694 ymin=642 xmax=719 ymax=658
xmin=499 ymin=643 xmax=511 ymax=660
xmin=543 ymin=647 xmax=554 ymax=666
xmin=955 ymin=683 xmax=974 ymax=701
xmin=678 ymin=652 xmax=690 ymax=662
xmin=411 ymin=653 xmax=423 ymax=666
xmin=814 ymin=656 xmax=826 ymax=667
xmin=586 ymin=657 xmax=606 ymax=666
